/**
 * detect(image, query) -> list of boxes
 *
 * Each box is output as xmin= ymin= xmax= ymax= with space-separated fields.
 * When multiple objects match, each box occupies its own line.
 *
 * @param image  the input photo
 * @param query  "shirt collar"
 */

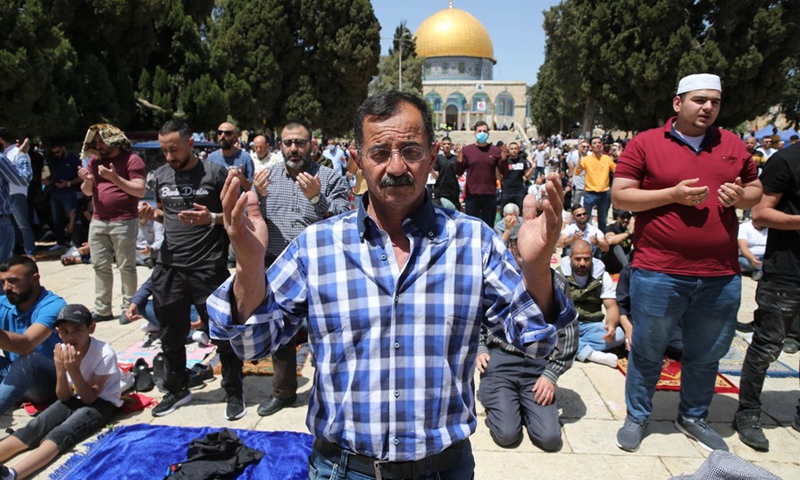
xmin=357 ymin=190 xmax=441 ymax=242
xmin=664 ymin=116 xmax=720 ymax=152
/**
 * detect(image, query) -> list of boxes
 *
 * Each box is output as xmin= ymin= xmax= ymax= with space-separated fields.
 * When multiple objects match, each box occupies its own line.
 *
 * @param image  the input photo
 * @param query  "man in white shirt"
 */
xmin=737 ymin=220 xmax=768 ymax=281
xmin=567 ymin=140 xmax=589 ymax=208
xmin=558 ymin=205 xmax=609 ymax=257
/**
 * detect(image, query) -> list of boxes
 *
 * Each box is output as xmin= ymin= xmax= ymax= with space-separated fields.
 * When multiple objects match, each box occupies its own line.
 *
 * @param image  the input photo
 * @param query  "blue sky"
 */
xmin=372 ymin=0 xmax=562 ymax=86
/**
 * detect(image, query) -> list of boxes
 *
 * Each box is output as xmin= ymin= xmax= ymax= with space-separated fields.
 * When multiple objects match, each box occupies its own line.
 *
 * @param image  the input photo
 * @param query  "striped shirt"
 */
xmin=208 ymin=196 xmax=576 ymax=462
xmin=0 ymin=151 xmax=31 ymax=215
xmin=258 ymin=161 xmax=350 ymax=257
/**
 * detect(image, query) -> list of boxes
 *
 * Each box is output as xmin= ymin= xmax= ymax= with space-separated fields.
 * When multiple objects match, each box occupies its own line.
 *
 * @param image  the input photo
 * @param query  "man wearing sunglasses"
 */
xmin=210 ymin=91 xmax=575 ymax=479
xmin=251 ymin=121 xmax=350 ymax=418
xmin=207 ymin=122 xmax=254 ymax=192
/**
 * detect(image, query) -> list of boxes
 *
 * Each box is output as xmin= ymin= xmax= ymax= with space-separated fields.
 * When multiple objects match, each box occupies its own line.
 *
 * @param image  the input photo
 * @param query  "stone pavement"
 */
xmin=4 ymin=260 xmax=798 ymax=479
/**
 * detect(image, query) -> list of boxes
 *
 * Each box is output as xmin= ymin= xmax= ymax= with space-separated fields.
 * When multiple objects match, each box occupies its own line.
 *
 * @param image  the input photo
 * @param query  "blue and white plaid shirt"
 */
xmin=0 ymin=151 xmax=31 ymax=215
xmin=208 ymin=196 xmax=576 ymax=462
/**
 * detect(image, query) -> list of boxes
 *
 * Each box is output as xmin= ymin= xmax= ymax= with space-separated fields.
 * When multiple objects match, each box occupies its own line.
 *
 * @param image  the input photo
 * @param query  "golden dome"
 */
xmin=414 ymin=5 xmax=495 ymax=62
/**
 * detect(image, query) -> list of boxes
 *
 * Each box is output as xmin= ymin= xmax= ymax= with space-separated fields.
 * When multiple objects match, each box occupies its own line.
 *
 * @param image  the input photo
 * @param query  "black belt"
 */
xmin=312 ymin=438 xmax=467 ymax=480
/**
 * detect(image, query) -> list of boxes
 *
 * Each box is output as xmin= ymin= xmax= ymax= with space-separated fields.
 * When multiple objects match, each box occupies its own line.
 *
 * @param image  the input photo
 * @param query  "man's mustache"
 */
xmin=380 ymin=174 xmax=414 ymax=187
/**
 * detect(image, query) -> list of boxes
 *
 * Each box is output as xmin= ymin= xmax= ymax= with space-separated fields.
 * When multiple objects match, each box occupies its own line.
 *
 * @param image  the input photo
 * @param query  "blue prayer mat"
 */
xmin=50 ymin=424 xmax=313 ymax=480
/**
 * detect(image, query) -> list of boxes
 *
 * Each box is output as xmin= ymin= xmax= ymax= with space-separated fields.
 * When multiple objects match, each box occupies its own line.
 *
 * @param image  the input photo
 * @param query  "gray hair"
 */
xmin=503 ymin=203 xmax=520 ymax=215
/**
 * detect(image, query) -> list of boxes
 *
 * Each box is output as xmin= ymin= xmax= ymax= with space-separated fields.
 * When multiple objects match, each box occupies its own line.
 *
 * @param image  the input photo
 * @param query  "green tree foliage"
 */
xmin=779 ymin=64 xmax=799 ymax=128
xmin=370 ymin=21 xmax=424 ymax=97
xmin=209 ymin=0 xmax=380 ymax=135
xmin=529 ymin=58 xmax=582 ymax=136
xmin=535 ymin=0 xmax=800 ymax=133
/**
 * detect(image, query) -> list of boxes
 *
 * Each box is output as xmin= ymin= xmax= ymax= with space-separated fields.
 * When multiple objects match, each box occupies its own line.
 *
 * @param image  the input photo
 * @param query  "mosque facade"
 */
xmin=414 ymin=2 xmax=528 ymax=131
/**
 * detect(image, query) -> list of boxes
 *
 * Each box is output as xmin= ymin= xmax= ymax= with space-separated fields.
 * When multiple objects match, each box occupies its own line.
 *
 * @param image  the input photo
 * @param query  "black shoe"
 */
xmin=226 ymin=393 xmax=247 ymax=421
xmin=190 ymin=364 xmax=215 ymax=383
xmin=256 ymin=394 xmax=297 ymax=417
xmin=152 ymin=353 xmax=165 ymax=385
xmin=736 ymin=321 xmax=754 ymax=333
xmin=92 ymin=312 xmax=114 ymax=322
xmin=187 ymin=369 xmax=207 ymax=390
xmin=733 ymin=410 xmax=769 ymax=451
xmin=783 ymin=341 xmax=800 ymax=354
xmin=119 ymin=310 xmax=134 ymax=325
xmin=133 ymin=358 xmax=155 ymax=392
xmin=152 ymin=389 xmax=192 ymax=417
xmin=0 ymin=465 xmax=17 ymax=480
xmin=145 ymin=258 xmax=155 ymax=269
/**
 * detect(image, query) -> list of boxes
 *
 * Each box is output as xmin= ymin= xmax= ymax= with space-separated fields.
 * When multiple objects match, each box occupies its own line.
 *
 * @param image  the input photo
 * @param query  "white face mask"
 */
xmin=329 ymin=144 xmax=336 ymax=152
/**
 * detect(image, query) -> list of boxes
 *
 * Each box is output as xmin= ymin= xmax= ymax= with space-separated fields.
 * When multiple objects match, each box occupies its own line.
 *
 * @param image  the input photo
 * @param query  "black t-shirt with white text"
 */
xmin=759 ymin=143 xmax=800 ymax=280
xmin=502 ymin=157 xmax=531 ymax=194
xmin=154 ymin=160 xmax=229 ymax=270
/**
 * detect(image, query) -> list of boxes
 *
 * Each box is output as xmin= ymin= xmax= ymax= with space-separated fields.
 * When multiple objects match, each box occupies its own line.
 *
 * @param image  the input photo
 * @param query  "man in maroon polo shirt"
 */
xmin=611 ymin=74 xmax=761 ymax=453
xmin=77 ymin=124 xmax=146 ymax=322
xmin=456 ymin=121 xmax=507 ymax=226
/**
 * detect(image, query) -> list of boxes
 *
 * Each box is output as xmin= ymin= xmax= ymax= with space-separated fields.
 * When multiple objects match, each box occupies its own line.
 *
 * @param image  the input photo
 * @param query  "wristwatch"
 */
xmin=310 ymin=194 xmax=321 ymax=205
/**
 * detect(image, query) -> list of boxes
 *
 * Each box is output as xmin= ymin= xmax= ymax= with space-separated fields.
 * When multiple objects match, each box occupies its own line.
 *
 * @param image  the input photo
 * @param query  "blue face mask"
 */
xmin=476 ymin=132 xmax=489 ymax=143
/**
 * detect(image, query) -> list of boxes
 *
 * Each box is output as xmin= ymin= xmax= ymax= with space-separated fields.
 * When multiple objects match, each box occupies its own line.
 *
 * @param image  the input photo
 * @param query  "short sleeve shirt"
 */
xmin=457 ymin=144 xmax=507 ymax=196
xmin=758 ymin=143 xmax=800 ymax=279
xmin=67 ymin=338 xmax=122 ymax=407
xmin=207 ymin=148 xmax=255 ymax=180
xmin=615 ymin=119 xmax=758 ymax=276
xmin=89 ymin=151 xmax=145 ymax=221
xmin=154 ymin=160 xmax=229 ymax=270
xmin=0 ymin=288 xmax=64 ymax=362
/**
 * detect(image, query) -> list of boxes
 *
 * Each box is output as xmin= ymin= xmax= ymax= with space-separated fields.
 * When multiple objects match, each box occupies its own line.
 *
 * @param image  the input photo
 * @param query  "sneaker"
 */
xmin=152 ymin=389 xmax=193 ymax=417
xmin=226 ymin=393 xmax=247 ymax=421
xmin=91 ymin=312 xmax=114 ymax=322
xmin=0 ymin=465 xmax=17 ymax=480
xmin=733 ymin=410 xmax=769 ymax=451
xmin=675 ymin=415 xmax=728 ymax=452
xmin=783 ymin=341 xmax=800 ymax=355
xmin=616 ymin=417 xmax=646 ymax=452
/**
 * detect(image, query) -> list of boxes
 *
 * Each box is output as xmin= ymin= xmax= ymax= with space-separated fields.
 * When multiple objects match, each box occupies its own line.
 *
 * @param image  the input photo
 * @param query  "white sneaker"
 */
xmin=191 ymin=331 xmax=211 ymax=346
xmin=587 ymin=350 xmax=619 ymax=368
xmin=140 ymin=320 xmax=160 ymax=333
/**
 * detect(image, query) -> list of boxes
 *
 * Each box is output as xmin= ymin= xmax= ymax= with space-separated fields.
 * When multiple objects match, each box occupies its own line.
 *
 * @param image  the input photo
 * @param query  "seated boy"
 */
xmin=0 ymin=304 xmax=121 ymax=480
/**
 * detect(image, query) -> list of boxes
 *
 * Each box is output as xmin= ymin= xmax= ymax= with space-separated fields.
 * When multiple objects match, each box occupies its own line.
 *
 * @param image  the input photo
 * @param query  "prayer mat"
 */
xmin=617 ymin=357 xmax=739 ymax=394
xmin=719 ymin=335 xmax=798 ymax=378
xmin=210 ymin=343 xmax=311 ymax=376
xmin=50 ymin=424 xmax=313 ymax=480
xmin=116 ymin=338 xmax=216 ymax=371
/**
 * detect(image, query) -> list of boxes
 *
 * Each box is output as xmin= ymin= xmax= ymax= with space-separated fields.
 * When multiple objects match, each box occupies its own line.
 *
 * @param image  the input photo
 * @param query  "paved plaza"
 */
xmin=3 ymin=260 xmax=798 ymax=479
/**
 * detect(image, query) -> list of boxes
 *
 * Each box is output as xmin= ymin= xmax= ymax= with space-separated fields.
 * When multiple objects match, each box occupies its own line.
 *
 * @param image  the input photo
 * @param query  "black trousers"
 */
xmin=739 ymin=274 xmax=800 ymax=411
xmin=465 ymin=194 xmax=497 ymax=227
xmin=152 ymin=264 xmax=243 ymax=396
xmin=478 ymin=349 xmax=562 ymax=451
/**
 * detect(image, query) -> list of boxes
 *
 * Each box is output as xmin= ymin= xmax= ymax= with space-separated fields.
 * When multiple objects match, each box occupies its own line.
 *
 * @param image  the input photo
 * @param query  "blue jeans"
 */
xmin=308 ymin=441 xmax=475 ymax=480
xmin=738 ymin=255 xmax=763 ymax=274
xmin=11 ymin=194 xmax=35 ymax=255
xmin=625 ymin=269 xmax=740 ymax=423
xmin=0 ymin=217 xmax=14 ymax=261
xmin=583 ymin=190 xmax=610 ymax=232
xmin=576 ymin=321 xmax=625 ymax=361
xmin=0 ymin=352 xmax=58 ymax=416
xmin=50 ymin=189 xmax=78 ymax=246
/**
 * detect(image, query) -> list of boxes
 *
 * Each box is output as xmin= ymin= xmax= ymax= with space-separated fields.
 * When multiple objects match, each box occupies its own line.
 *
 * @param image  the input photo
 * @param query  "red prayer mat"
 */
xmin=617 ymin=357 xmax=739 ymax=394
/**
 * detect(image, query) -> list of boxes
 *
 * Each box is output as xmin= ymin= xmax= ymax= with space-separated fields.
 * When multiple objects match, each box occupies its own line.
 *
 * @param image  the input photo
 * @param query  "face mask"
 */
xmin=476 ymin=132 xmax=489 ymax=143
xmin=329 ymin=144 xmax=336 ymax=152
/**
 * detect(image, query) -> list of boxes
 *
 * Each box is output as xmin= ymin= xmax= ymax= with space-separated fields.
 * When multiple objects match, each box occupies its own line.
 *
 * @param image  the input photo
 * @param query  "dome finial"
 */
xmin=449 ymin=1 xmax=453 ymax=8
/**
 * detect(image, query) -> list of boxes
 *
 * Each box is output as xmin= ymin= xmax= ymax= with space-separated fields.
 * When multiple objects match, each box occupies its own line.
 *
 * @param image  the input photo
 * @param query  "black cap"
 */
xmin=613 ymin=209 xmax=632 ymax=219
xmin=56 ymin=304 xmax=92 ymax=326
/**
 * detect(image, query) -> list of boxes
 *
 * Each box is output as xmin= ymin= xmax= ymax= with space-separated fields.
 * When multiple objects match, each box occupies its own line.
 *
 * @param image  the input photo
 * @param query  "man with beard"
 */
xmin=251 ymin=120 xmax=350 ymax=417
xmin=208 ymin=122 xmax=254 ymax=192
xmin=47 ymin=142 xmax=82 ymax=250
xmin=138 ymin=120 xmax=245 ymax=420
xmin=208 ymin=91 xmax=575 ymax=478
xmin=77 ymin=124 xmax=146 ymax=322
xmin=557 ymin=206 xmax=609 ymax=257
xmin=0 ymin=256 xmax=66 ymax=415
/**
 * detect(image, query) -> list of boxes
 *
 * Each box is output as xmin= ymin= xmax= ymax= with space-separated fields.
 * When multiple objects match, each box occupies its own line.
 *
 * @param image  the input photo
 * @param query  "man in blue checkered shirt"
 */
xmin=209 ymin=91 xmax=576 ymax=479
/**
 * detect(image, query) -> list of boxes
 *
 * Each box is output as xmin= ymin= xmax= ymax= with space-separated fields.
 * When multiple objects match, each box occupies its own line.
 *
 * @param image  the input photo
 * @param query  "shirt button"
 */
xmin=394 ymin=295 xmax=399 ymax=304
xmin=393 ymin=438 xmax=400 ymax=446
xmin=394 ymin=342 xmax=400 ymax=349
xmin=381 ymin=254 xmax=387 ymax=261
xmin=394 ymin=390 xmax=400 ymax=398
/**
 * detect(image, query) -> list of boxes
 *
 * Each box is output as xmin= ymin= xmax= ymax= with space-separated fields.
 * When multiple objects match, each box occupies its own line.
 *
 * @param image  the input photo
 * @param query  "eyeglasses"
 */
xmin=574 ymin=212 xmax=587 ymax=217
xmin=367 ymin=145 xmax=428 ymax=163
xmin=217 ymin=130 xmax=234 ymax=136
xmin=282 ymin=139 xmax=309 ymax=148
